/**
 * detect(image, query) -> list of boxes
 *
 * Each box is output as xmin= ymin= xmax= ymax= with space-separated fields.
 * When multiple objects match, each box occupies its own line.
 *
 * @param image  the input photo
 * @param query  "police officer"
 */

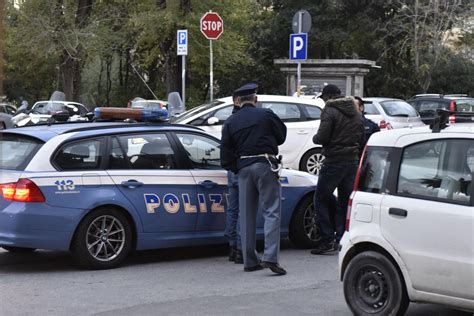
xmin=354 ymin=96 xmax=380 ymax=152
xmin=224 ymin=93 xmax=243 ymax=264
xmin=221 ymin=83 xmax=287 ymax=275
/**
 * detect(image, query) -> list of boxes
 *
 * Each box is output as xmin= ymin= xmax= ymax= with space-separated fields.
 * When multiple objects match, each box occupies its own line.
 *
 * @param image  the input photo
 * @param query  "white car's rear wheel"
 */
xmin=300 ymin=148 xmax=325 ymax=175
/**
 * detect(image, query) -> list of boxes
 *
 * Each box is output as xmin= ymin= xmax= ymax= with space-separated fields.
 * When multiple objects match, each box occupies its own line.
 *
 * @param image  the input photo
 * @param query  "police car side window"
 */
xmin=176 ymin=133 xmax=221 ymax=169
xmin=213 ymin=106 xmax=233 ymax=123
xmin=117 ymin=134 xmax=175 ymax=170
xmin=397 ymin=139 xmax=472 ymax=204
xmin=55 ymin=139 xmax=103 ymax=170
xmin=261 ymin=102 xmax=301 ymax=122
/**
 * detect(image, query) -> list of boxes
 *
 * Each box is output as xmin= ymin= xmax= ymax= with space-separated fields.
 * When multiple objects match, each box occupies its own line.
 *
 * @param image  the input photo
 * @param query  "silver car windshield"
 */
xmin=380 ymin=100 xmax=419 ymax=117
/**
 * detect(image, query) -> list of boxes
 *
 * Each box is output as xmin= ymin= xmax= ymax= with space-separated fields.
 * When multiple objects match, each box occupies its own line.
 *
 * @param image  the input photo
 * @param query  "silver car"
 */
xmin=363 ymin=97 xmax=424 ymax=130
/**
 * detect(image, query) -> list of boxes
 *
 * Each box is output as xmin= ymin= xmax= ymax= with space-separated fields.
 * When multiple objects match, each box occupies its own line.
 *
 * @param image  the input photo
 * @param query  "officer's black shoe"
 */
xmin=261 ymin=261 xmax=287 ymax=275
xmin=228 ymin=246 xmax=236 ymax=262
xmin=234 ymin=249 xmax=243 ymax=264
xmin=244 ymin=264 xmax=264 ymax=272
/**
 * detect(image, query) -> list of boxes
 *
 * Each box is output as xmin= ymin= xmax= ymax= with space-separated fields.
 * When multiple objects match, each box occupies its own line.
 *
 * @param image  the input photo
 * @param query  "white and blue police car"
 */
xmin=0 ymin=115 xmax=320 ymax=269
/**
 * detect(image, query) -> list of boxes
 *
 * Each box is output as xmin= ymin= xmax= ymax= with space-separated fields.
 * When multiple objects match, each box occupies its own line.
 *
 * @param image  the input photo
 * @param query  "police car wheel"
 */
xmin=300 ymin=149 xmax=325 ymax=175
xmin=343 ymin=251 xmax=409 ymax=316
xmin=289 ymin=195 xmax=320 ymax=248
xmin=2 ymin=246 xmax=36 ymax=253
xmin=71 ymin=208 xmax=132 ymax=270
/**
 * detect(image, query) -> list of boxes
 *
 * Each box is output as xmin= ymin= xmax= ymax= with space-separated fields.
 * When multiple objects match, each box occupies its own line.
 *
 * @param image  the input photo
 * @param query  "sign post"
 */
xmin=291 ymin=10 xmax=312 ymax=97
xmin=177 ymin=29 xmax=188 ymax=107
xmin=200 ymin=11 xmax=224 ymax=102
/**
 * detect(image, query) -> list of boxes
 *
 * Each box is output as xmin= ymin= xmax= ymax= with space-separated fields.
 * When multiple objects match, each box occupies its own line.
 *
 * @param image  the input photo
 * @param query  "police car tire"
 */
xmin=343 ymin=251 xmax=409 ymax=316
xmin=71 ymin=207 xmax=132 ymax=270
xmin=2 ymin=246 xmax=36 ymax=253
xmin=288 ymin=195 xmax=319 ymax=249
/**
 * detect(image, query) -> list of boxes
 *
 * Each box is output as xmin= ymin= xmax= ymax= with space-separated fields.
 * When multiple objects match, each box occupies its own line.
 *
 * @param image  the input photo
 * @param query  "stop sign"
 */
xmin=200 ymin=12 xmax=224 ymax=40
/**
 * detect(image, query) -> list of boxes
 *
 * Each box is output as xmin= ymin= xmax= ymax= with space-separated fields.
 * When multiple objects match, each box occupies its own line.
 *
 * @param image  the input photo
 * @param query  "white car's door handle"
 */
xmin=297 ymin=130 xmax=309 ymax=135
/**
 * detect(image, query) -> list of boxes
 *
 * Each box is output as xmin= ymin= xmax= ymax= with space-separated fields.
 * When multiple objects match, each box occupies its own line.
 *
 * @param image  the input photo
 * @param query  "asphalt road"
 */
xmin=0 ymin=241 xmax=471 ymax=316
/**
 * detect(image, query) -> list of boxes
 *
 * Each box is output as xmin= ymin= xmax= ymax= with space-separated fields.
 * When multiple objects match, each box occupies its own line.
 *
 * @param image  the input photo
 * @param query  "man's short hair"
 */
xmin=239 ymin=94 xmax=256 ymax=103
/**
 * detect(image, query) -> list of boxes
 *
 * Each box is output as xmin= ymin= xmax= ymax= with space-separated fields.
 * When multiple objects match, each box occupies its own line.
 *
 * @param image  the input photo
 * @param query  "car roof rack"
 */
xmin=443 ymin=94 xmax=469 ymax=98
xmin=413 ymin=93 xmax=443 ymax=98
xmin=430 ymin=109 xmax=474 ymax=133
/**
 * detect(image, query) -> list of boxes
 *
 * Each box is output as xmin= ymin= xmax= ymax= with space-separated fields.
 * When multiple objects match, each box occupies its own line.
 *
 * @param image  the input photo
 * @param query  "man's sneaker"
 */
xmin=261 ymin=261 xmax=287 ymax=275
xmin=234 ymin=249 xmax=243 ymax=264
xmin=310 ymin=241 xmax=336 ymax=255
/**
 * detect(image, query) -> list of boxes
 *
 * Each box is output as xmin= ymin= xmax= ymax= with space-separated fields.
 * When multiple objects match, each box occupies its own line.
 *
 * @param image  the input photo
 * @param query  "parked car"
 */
xmin=339 ymin=112 xmax=474 ymax=315
xmin=0 ymin=120 xmax=321 ymax=269
xmin=0 ymin=103 xmax=17 ymax=116
xmin=0 ymin=113 xmax=13 ymax=129
xmin=130 ymin=97 xmax=168 ymax=110
xmin=11 ymin=101 xmax=90 ymax=126
xmin=362 ymin=97 xmax=425 ymax=130
xmin=407 ymin=94 xmax=474 ymax=125
xmin=171 ymin=95 xmax=326 ymax=175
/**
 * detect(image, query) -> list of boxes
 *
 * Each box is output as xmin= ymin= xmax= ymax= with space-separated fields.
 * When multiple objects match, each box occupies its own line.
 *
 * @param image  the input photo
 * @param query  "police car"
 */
xmin=0 ymin=117 xmax=320 ymax=269
xmin=339 ymin=111 xmax=474 ymax=314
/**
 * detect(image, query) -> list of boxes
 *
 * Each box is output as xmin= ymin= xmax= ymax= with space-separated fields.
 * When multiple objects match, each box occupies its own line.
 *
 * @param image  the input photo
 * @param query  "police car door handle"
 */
xmin=389 ymin=208 xmax=407 ymax=217
xmin=198 ymin=180 xmax=218 ymax=189
xmin=121 ymin=180 xmax=144 ymax=188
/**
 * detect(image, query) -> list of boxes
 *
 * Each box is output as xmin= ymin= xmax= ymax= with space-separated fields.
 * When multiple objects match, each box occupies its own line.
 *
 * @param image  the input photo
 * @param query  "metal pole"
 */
xmin=210 ymin=39 xmax=213 ymax=102
xmin=182 ymin=55 xmax=186 ymax=108
xmin=297 ymin=11 xmax=302 ymax=97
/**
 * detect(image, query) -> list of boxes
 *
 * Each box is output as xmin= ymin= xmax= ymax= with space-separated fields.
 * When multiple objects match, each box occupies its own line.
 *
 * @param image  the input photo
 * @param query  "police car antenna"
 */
xmin=130 ymin=64 xmax=160 ymax=100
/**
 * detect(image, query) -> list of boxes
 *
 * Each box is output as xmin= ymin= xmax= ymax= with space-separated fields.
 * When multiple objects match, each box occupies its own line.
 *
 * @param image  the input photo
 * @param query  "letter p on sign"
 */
xmin=289 ymin=33 xmax=307 ymax=60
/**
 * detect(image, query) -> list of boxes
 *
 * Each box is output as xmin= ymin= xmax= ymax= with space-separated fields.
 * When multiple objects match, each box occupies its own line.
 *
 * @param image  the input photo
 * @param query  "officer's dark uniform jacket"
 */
xmin=313 ymin=96 xmax=364 ymax=164
xmin=221 ymin=103 xmax=287 ymax=173
xmin=360 ymin=115 xmax=380 ymax=152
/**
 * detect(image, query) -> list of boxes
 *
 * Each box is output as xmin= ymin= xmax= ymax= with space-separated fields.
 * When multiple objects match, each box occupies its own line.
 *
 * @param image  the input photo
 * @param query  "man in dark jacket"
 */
xmin=221 ymin=83 xmax=288 ymax=275
xmin=311 ymin=85 xmax=364 ymax=255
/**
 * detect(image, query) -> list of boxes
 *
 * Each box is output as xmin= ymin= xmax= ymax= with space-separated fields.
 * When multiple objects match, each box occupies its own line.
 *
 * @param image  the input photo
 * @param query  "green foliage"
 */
xmin=3 ymin=0 xmax=474 ymax=108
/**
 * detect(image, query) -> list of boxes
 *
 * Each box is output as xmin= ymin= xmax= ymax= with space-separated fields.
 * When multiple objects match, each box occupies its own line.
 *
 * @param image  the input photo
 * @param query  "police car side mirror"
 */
xmin=207 ymin=117 xmax=219 ymax=125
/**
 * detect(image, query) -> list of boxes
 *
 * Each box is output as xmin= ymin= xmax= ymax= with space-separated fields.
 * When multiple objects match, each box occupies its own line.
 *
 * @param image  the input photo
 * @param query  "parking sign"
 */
xmin=177 ymin=30 xmax=188 ymax=56
xmin=289 ymin=33 xmax=307 ymax=60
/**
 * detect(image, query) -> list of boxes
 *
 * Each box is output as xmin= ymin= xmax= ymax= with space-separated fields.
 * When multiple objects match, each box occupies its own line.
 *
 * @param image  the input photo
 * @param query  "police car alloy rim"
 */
xmin=86 ymin=215 xmax=126 ymax=262
xmin=306 ymin=153 xmax=325 ymax=175
xmin=354 ymin=265 xmax=389 ymax=312
xmin=303 ymin=203 xmax=319 ymax=241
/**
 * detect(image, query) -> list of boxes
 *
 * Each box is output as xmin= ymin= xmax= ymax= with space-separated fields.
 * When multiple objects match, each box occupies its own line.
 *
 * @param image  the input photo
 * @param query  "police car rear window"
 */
xmin=0 ymin=134 xmax=43 ymax=170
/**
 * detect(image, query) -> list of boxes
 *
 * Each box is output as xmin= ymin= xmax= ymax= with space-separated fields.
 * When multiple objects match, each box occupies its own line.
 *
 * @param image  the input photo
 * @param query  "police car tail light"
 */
xmin=0 ymin=179 xmax=45 ymax=202
xmin=449 ymin=115 xmax=456 ymax=124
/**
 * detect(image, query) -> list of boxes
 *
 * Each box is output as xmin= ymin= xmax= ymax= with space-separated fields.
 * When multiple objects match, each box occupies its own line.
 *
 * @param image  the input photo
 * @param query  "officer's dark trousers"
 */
xmin=238 ymin=162 xmax=281 ymax=268
xmin=314 ymin=161 xmax=358 ymax=243
xmin=224 ymin=171 xmax=241 ymax=249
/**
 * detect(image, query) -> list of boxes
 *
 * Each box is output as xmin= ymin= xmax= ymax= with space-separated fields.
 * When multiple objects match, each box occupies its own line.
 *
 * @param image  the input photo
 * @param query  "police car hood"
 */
xmin=280 ymin=169 xmax=319 ymax=187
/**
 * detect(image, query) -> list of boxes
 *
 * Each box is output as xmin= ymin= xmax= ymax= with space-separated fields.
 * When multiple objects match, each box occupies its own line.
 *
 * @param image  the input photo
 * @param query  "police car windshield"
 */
xmin=0 ymin=134 xmax=43 ymax=170
xmin=170 ymin=101 xmax=224 ymax=123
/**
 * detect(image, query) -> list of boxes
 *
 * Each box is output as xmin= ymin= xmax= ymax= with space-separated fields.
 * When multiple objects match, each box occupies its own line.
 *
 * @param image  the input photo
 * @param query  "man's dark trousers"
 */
xmin=314 ymin=161 xmax=358 ymax=243
xmin=239 ymin=162 xmax=281 ymax=268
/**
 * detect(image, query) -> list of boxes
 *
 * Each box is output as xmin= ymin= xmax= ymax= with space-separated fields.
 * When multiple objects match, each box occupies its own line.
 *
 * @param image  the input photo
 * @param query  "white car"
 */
xmin=363 ymin=97 xmax=425 ymax=130
xmin=339 ymin=114 xmax=474 ymax=315
xmin=130 ymin=98 xmax=168 ymax=109
xmin=172 ymin=95 xmax=326 ymax=174
xmin=12 ymin=101 xmax=90 ymax=126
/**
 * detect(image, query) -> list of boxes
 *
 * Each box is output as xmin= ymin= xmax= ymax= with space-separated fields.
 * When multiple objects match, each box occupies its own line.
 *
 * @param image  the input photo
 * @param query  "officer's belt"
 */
xmin=240 ymin=153 xmax=276 ymax=159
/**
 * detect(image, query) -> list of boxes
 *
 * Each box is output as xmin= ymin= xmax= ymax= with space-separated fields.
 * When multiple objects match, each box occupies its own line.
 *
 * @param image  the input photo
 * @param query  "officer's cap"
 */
xmin=233 ymin=83 xmax=258 ymax=98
